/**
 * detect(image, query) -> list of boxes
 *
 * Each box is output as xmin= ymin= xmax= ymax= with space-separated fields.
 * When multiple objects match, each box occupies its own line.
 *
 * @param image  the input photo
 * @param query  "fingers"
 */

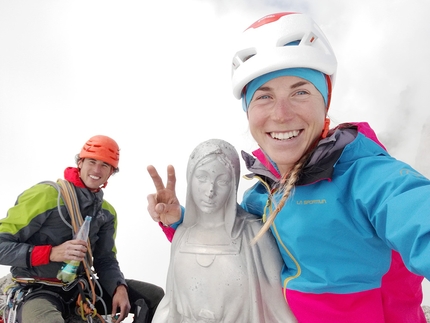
xmin=147 ymin=165 xmax=165 ymax=191
xmin=69 ymin=240 xmax=88 ymax=252
xmin=147 ymin=194 xmax=161 ymax=222
xmin=147 ymin=165 xmax=177 ymax=192
xmin=50 ymin=240 xmax=87 ymax=262
xmin=159 ymin=204 xmax=182 ymax=226
xmin=112 ymin=313 xmax=125 ymax=323
xmin=65 ymin=240 xmax=87 ymax=261
xmin=146 ymin=164 xmax=181 ymax=225
xmin=69 ymin=239 xmax=88 ymax=247
xmin=111 ymin=287 xmax=130 ymax=323
xmin=147 ymin=194 xmax=181 ymax=225
xmin=165 ymin=165 xmax=177 ymax=192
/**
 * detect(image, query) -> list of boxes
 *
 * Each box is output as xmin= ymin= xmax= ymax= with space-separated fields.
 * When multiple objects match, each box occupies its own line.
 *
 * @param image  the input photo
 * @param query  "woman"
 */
xmin=152 ymin=139 xmax=296 ymax=323
xmin=147 ymin=12 xmax=430 ymax=323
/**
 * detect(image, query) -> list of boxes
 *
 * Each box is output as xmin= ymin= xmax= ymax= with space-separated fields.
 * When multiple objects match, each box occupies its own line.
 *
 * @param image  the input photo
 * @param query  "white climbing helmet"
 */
xmin=231 ymin=12 xmax=337 ymax=100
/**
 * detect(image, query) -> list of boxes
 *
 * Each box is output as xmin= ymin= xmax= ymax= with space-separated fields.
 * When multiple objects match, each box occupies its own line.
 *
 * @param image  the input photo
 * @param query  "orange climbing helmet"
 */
xmin=79 ymin=135 xmax=120 ymax=168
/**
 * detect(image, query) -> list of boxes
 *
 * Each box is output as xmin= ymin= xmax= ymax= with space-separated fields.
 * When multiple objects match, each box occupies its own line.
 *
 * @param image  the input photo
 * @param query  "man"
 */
xmin=0 ymin=135 xmax=164 ymax=323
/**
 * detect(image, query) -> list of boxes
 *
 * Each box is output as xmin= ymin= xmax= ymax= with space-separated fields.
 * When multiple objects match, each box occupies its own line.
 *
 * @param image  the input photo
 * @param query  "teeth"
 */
xmin=270 ymin=130 xmax=300 ymax=140
xmin=90 ymin=175 xmax=100 ymax=180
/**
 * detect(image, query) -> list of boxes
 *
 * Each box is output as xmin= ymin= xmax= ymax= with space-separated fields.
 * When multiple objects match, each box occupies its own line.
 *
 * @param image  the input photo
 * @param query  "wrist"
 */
xmin=114 ymin=284 xmax=128 ymax=295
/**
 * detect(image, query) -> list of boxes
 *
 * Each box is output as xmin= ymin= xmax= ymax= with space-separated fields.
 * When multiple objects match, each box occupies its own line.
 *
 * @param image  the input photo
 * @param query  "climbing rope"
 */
xmin=56 ymin=179 xmax=107 ymax=323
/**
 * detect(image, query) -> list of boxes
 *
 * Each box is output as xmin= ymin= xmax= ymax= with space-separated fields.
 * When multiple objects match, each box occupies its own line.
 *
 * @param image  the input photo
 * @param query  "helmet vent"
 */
xmin=232 ymin=48 xmax=256 ymax=71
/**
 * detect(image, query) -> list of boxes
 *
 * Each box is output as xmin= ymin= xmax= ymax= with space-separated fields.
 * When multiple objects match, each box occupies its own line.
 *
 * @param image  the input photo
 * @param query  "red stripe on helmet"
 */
xmin=245 ymin=12 xmax=298 ymax=31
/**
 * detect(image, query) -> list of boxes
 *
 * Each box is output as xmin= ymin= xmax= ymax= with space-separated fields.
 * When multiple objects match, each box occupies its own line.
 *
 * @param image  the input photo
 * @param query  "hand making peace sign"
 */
xmin=146 ymin=165 xmax=182 ymax=226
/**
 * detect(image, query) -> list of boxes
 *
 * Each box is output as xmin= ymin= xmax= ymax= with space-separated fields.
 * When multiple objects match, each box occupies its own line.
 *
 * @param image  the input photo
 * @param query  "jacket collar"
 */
xmin=64 ymin=167 xmax=86 ymax=188
xmin=64 ymin=167 xmax=106 ymax=192
xmin=242 ymin=124 xmax=358 ymax=186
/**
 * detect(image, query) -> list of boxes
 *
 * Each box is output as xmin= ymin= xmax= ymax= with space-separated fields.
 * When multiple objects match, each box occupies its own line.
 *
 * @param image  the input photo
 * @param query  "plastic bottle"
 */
xmin=57 ymin=216 xmax=92 ymax=283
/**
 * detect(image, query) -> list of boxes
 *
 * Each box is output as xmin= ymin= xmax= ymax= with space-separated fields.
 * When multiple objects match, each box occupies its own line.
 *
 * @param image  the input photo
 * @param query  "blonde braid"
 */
xmin=252 ymin=152 xmax=310 ymax=244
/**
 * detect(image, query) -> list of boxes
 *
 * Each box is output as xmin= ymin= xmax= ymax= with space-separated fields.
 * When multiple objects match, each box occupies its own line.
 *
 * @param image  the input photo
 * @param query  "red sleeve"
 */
xmin=158 ymin=222 xmax=175 ymax=243
xmin=31 ymin=245 xmax=52 ymax=266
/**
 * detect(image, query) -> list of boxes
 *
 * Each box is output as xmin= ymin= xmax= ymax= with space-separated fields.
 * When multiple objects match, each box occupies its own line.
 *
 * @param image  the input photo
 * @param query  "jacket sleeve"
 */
xmin=0 ymin=184 xmax=58 ymax=268
xmin=157 ymin=206 xmax=185 ymax=242
xmin=360 ymin=159 xmax=430 ymax=278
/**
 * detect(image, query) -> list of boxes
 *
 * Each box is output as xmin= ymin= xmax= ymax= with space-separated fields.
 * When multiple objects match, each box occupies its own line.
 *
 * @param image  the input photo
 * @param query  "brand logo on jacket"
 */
xmin=296 ymin=199 xmax=327 ymax=205
xmin=399 ymin=168 xmax=424 ymax=178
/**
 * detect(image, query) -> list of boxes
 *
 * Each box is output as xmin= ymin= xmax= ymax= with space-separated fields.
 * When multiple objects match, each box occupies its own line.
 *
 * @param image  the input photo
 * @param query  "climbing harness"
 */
xmin=1 ymin=179 xmax=109 ymax=323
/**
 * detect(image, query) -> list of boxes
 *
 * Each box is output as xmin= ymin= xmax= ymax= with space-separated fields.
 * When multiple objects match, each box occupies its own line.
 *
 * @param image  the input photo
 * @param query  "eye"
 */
xmin=217 ymin=179 xmax=230 ymax=187
xmin=216 ymin=175 xmax=230 ymax=187
xmin=295 ymin=90 xmax=309 ymax=96
xmin=252 ymin=93 xmax=272 ymax=102
xmin=195 ymin=174 xmax=208 ymax=183
xmin=258 ymin=94 xmax=271 ymax=100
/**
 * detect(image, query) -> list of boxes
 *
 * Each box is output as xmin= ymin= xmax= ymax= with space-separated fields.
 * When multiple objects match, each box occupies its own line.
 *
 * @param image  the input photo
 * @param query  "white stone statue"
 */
xmin=152 ymin=139 xmax=297 ymax=323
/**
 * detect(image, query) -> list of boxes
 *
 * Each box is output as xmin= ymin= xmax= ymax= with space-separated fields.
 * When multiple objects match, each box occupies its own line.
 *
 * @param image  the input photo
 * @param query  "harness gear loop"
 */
xmin=77 ymin=283 xmax=104 ymax=322
xmin=78 ymin=297 xmax=98 ymax=320
xmin=2 ymin=284 xmax=35 ymax=323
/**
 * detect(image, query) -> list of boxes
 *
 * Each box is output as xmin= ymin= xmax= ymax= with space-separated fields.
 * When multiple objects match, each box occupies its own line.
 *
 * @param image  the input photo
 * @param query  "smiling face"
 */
xmin=191 ymin=157 xmax=232 ymax=215
xmin=247 ymin=75 xmax=326 ymax=175
xmin=78 ymin=158 xmax=113 ymax=190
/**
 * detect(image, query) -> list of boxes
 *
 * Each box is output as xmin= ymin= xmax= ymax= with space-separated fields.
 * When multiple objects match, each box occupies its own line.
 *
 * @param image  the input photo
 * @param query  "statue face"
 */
xmin=191 ymin=158 xmax=232 ymax=214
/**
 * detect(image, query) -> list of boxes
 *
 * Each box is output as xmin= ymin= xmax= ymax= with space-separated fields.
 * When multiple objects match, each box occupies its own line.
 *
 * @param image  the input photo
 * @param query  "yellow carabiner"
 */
xmin=79 ymin=300 xmax=87 ymax=321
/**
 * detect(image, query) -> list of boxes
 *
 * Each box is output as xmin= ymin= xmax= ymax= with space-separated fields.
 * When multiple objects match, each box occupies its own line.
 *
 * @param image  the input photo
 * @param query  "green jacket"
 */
xmin=0 ymin=167 xmax=126 ymax=296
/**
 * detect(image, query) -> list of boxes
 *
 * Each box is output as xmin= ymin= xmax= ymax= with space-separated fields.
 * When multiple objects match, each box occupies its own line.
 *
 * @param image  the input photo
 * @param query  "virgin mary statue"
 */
xmin=152 ymin=139 xmax=297 ymax=323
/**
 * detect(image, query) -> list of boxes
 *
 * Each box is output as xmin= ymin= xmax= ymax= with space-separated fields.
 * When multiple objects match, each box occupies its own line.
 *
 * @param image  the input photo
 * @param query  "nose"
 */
xmin=93 ymin=163 xmax=103 ymax=173
xmin=272 ymin=98 xmax=294 ymax=122
xmin=205 ymin=182 xmax=215 ymax=198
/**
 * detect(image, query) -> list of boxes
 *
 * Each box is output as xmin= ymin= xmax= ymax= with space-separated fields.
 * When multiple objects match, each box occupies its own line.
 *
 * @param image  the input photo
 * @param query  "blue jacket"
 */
xmin=241 ymin=123 xmax=430 ymax=322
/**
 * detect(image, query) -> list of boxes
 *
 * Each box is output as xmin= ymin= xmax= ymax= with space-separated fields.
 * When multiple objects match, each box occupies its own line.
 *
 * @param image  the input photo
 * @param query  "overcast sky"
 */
xmin=1 ymin=0 xmax=430 ymax=309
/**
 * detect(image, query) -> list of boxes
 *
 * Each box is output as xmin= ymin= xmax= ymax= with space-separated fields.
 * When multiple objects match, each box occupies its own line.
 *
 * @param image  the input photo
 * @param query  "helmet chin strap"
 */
xmin=321 ymin=118 xmax=330 ymax=139
xmin=321 ymin=74 xmax=332 ymax=139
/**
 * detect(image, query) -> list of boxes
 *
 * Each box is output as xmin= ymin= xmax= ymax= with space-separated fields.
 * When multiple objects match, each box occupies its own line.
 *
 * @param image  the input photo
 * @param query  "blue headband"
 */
xmin=242 ymin=68 xmax=328 ymax=112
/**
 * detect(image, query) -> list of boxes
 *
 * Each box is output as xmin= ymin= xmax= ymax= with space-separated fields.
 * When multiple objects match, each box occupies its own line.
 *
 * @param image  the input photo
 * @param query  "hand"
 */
xmin=50 ymin=239 xmax=88 ymax=262
xmin=147 ymin=165 xmax=182 ymax=226
xmin=111 ymin=285 xmax=130 ymax=323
